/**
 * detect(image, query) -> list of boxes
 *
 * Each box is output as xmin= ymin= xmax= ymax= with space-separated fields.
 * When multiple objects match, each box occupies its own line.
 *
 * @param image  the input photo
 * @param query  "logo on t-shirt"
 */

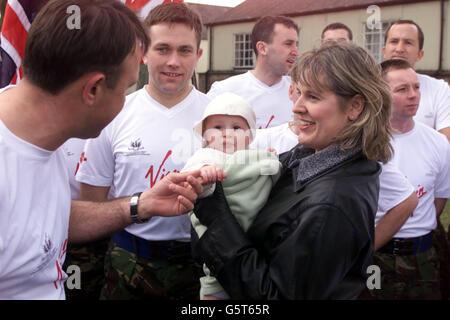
xmin=126 ymin=138 xmax=150 ymax=156
xmin=145 ymin=150 xmax=179 ymax=188
xmin=31 ymin=233 xmax=58 ymax=276
xmin=61 ymin=145 xmax=74 ymax=157
xmin=74 ymin=151 xmax=87 ymax=176
xmin=258 ymin=115 xmax=275 ymax=129
xmin=416 ymin=184 xmax=427 ymax=200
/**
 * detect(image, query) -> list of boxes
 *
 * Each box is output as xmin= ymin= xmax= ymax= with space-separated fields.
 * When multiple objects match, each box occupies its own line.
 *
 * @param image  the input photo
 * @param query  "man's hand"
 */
xmin=139 ymin=170 xmax=203 ymax=219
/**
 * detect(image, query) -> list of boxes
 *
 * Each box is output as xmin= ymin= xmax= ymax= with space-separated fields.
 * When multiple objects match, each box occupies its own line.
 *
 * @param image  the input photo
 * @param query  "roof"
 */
xmin=208 ymin=0 xmax=436 ymax=25
xmin=185 ymin=3 xmax=231 ymax=25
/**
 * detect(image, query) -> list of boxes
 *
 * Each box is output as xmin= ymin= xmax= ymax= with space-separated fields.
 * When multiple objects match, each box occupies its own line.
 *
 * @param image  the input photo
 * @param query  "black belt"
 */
xmin=377 ymin=232 xmax=433 ymax=255
xmin=113 ymin=229 xmax=191 ymax=261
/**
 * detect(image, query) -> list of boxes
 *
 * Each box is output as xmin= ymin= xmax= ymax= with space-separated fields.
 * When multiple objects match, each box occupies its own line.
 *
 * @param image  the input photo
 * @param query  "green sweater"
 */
xmin=186 ymin=148 xmax=281 ymax=298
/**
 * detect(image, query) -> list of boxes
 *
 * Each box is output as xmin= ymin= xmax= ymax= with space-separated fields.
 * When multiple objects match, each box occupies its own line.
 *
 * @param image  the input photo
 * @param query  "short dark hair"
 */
xmin=321 ymin=22 xmax=353 ymax=41
xmin=144 ymin=2 xmax=203 ymax=51
xmin=23 ymin=0 xmax=149 ymax=94
xmin=380 ymin=59 xmax=413 ymax=79
xmin=384 ymin=20 xmax=424 ymax=50
xmin=251 ymin=16 xmax=299 ymax=56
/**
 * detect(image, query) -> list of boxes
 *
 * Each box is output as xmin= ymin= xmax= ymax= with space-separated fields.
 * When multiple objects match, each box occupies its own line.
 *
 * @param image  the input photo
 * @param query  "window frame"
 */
xmin=233 ymin=33 xmax=254 ymax=69
xmin=363 ymin=20 xmax=393 ymax=63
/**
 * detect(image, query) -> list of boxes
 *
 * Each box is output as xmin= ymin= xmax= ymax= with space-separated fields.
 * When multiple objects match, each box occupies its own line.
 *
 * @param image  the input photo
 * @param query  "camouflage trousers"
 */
xmin=364 ymin=247 xmax=441 ymax=300
xmin=100 ymin=244 xmax=203 ymax=300
xmin=434 ymin=220 xmax=450 ymax=299
xmin=63 ymin=238 xmax=110 ymax=300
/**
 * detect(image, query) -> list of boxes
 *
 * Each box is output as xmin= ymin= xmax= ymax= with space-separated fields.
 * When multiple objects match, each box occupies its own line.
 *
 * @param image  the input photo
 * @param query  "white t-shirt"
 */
xmin=376 ymin=159 xmax=415 ymax=213
xmin=251 ymin=122 xmax=415 ymax=215
xmin=415 ymin=73 xmax=450 ymax=131
xmin=377 ymin=121 xmax=450 ymax=238
xmin=61 ymin=138 xmax=86 ymax=200
xmin=0 ymin=120 xmax=71 ymax=300
xmin=250 ymin=123 xmax=298 ymax=154
xmin=76 ymin=87 xmax=209 ymax=241
xmin=207 ymin=71 xmax=293 ymax=129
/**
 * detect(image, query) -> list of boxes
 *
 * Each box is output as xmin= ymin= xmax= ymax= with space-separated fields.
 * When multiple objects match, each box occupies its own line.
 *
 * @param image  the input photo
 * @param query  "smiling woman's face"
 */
xmin=291 ymin=81 xmax=352 ymax=152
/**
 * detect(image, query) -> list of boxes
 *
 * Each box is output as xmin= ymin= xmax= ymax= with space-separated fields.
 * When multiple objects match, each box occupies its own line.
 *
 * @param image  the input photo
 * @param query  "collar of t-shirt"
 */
xmin=247 ymin=71 xmax=288 ymax=91
xmin=0 ymin=119 xmax=53 ymax=160
xmin=142 ymin=85 xmax=197 ymax=118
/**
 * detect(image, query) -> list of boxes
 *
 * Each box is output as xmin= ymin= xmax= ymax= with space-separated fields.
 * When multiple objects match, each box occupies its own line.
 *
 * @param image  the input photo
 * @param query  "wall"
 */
xmin=207 ymin=1 xmax=446 ymax=79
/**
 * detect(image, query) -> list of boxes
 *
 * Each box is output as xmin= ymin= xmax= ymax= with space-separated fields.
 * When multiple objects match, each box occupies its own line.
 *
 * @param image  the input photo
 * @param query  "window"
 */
xmin=234 ymin=33 xmax=254 ymax=68
xmin=363 ymin=21 xmax=391 ymax=63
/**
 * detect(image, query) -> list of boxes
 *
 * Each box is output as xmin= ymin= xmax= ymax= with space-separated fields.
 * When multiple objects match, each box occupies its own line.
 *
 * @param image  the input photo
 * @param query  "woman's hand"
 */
xmin=194 ymin=181 xmax=232 ymax=227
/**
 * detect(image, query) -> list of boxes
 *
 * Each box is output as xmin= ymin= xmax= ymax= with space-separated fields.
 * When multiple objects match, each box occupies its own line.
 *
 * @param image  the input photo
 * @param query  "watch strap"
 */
xmin=130 ymin=192 xmax=148 ymax=224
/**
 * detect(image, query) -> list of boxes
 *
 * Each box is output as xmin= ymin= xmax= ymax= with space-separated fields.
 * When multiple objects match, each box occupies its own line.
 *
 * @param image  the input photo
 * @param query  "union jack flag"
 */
xmin=0 ymin=0 xmax=183 ymax=88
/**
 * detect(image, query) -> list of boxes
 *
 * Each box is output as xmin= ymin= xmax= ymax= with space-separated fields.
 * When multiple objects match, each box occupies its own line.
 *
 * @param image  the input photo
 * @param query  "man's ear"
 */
xmin=142 ymin=54 xmax=148 ymax=65
xmin=416 ymin=49 xmax=424 ymax=63
xmin=82 ymin=73 xmax=106 ymax=107
xmin=347 ymin=94 xmax=365 ymax=121
xmin=288 ymin=83 xmax=294 ymax=102
xmin=256 ymin=41 xmax=267 ymax=56
xmin=197 ymin=47 xmax=203 ymax=60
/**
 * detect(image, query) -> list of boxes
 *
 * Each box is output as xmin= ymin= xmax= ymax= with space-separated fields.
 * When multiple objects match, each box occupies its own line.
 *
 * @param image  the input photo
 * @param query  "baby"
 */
xmin=182 ymin=92 xmax=281 ymax=299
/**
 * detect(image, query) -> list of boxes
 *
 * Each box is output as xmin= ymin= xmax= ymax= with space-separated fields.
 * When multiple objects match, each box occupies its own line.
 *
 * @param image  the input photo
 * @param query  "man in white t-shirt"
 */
xmin=0 ymin=0 xmax=202 ymax=300
xmin=383 ymin=19 xmax=450 ymax=299
xmin=60 ymin=138 xmax=110 ymax=300
xmin=370 ymin=59 xmax=450 ymax=299
xmin=76 ymin=3 xmax=209 ymax=300
xmin=321 ymin=22 xmax=353 ymax=42
xmin=207 ymin=16 xmax=299 ymax=129
xmin=382 ymin=19 xmax=450 ymax=141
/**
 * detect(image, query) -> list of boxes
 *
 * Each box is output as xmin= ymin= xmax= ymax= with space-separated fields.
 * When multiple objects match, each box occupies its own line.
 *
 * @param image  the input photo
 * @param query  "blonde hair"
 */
xmin=290 ymin=41 xmax=393 ymax=163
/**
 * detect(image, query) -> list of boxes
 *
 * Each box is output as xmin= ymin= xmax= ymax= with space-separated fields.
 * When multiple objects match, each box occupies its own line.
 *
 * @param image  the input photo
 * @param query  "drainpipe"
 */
xmin=437 ymin=0 xmax=444 ymax=75
xmin=206 ymin=25 xmax=213 ymax=92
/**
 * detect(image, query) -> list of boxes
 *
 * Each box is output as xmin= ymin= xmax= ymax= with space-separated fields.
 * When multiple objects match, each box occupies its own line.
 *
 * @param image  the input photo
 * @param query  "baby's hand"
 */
xmin=267 ymin=147 xmax=277 ymax=155
xmin=200 ymin=165 xmax=226 ymax=184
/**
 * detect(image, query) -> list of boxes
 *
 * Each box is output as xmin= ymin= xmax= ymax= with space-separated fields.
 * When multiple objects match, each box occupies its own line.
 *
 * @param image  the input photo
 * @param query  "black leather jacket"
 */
xmin=192 ymin=145 xmax=380 ymax=299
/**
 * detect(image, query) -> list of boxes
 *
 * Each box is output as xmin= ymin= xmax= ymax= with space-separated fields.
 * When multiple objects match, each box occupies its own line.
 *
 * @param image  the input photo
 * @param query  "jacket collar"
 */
xmin=286 ymin=144 xmax=362 ymax=192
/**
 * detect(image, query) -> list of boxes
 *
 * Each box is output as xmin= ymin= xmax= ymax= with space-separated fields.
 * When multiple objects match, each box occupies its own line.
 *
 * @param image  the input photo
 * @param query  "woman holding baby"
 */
xmin=191 ymin=41 xmax=393 ymax=299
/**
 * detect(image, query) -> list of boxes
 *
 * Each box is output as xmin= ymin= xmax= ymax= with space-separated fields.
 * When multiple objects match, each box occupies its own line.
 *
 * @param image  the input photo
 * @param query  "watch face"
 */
xmin=131 ymin=196 xmax=139 ymax=206
xmin=130 ymin=192 xmax=147 ymax=223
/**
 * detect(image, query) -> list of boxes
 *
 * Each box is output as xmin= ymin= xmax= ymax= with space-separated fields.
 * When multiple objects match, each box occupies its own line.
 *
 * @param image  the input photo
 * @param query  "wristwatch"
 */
xmin=130 ymin=192 xmax=148 ymax=224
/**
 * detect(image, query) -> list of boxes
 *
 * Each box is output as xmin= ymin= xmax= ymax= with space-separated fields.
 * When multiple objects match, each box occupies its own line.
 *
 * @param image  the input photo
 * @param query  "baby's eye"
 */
xmin=214 ymin=125 xmax=222 ymax=130
xmin=233 ymin=126 xmax=242 ymax=130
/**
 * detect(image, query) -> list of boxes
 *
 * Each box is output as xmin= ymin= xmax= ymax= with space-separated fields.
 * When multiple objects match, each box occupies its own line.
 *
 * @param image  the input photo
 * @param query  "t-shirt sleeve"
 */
xmin=434 ymin=139 xmax=450 ymax=198
xmin=378 ymin=160 xmax=414 ymax=212
xmin=206 ymin=81 xmax=223 ymax=99
xmin=435 ymin=79 xmax=450 ymax=131
xmin=75 ymin=128 xmax=115 ymax=187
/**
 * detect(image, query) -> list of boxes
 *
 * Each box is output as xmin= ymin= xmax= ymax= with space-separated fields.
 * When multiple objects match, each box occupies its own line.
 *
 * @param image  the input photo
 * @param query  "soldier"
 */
xmin=0 ymin=0 xmax=202 ymax=300
xmin=321 ymin=22 xmax=353 ymax=42
xmin=207 ymin=16 xmax=299 ymax=129
xmin=373 ymin=59 xmax=450 ymax=299
xmin=76 ymin=2 xmax=209 ymax=299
